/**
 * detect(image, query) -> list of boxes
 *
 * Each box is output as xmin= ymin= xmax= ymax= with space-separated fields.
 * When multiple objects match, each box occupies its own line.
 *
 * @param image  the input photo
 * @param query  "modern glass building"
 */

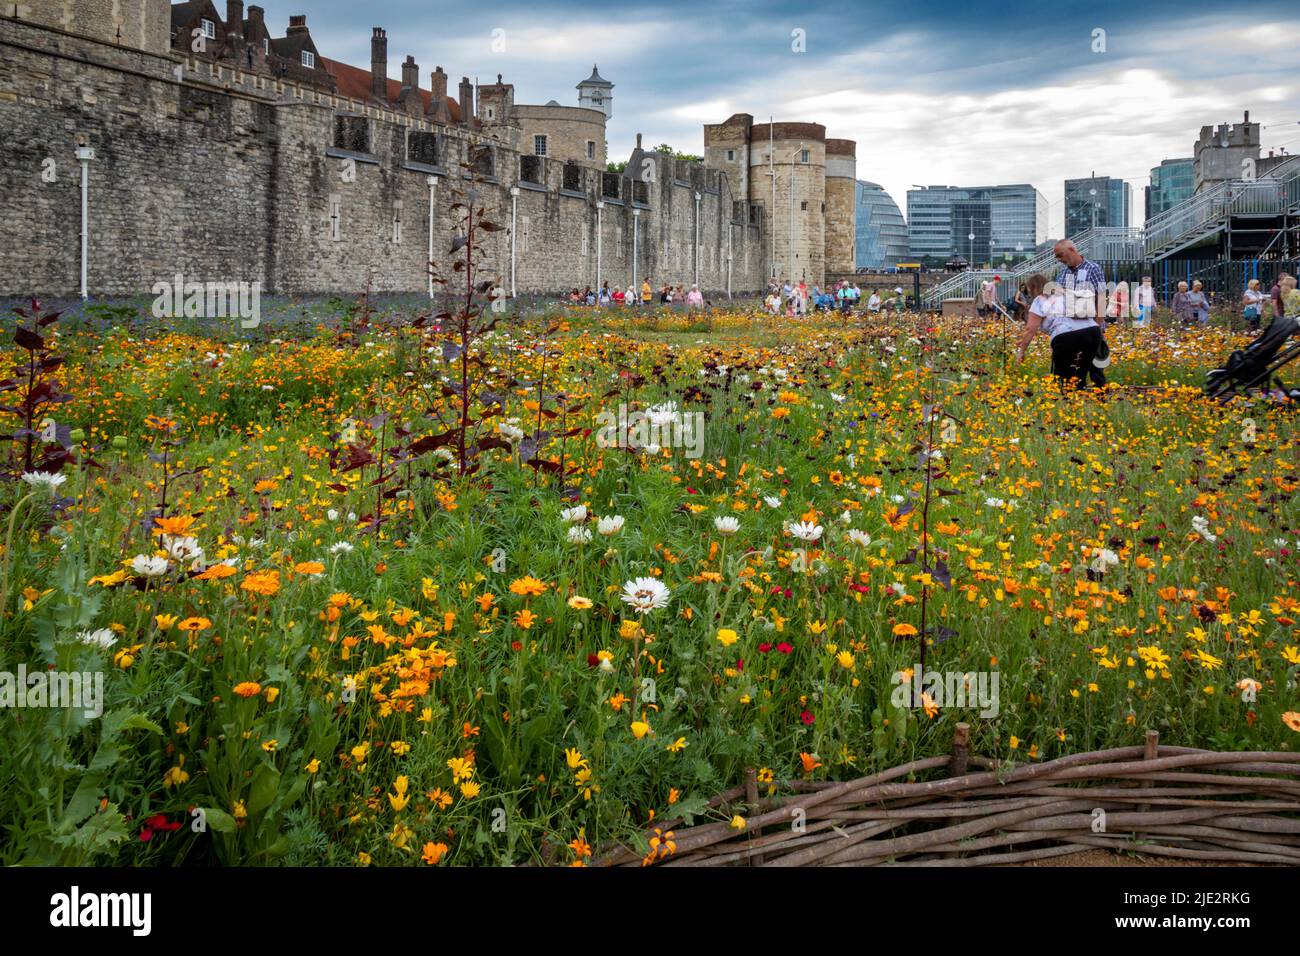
xmin=1064 ymin=175 xmax=1131 ymax=234
xmin=1145 ymin=158 xmax=1194 ymax=221
xmin=854 ymin=181 xmax=908 ymax=270
xmin=906 ymin=185 xmax=1046 ymax=265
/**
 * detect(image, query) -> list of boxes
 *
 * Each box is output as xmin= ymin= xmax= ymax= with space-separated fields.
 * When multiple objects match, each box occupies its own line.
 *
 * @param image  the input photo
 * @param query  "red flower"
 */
xmin=758 ymin=642 xmax=772 ymax=654
xmin=735 ymin=658 xmax=744 ymax=671
xmin=800 ymin=709 xmax=815 ymax=725
xmin=776 ymin=642 xmax=794 ymax=655
xmin=511 ymin=640 xmax=523 ymax=652
xmin=587 ymin=653 xmax=600 ymax=668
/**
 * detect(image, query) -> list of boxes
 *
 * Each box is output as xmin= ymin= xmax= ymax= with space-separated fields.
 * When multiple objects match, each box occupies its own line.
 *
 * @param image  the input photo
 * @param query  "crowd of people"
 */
xmin=761 ymin=279 xmax=906 ymax=316
xmin=562 ymin=280 xmax=709 ymax=310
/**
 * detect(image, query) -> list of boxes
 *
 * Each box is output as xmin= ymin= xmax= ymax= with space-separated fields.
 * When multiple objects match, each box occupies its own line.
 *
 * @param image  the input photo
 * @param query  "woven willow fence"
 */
xmin=592 ymin=728 xmax=1300 ymax=867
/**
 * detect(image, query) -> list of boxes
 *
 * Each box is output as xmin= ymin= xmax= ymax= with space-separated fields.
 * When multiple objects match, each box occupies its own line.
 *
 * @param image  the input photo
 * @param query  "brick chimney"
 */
xmin=226 ymin=1 xmax=244 ymax=37
xmin=248 ymin=5 xmax=264 ymax=33
xmin=286 ymin=14 xmax=307 ymax=35
xmin=430 ymin=66 xmax=447 ymax=103
xmin=371 ymin=28 xmax=388 ymax=100
xmin=401 ymin=55 xmax=419 ymax=90
xmin=459 ymin=76 xmax=474 ymax=120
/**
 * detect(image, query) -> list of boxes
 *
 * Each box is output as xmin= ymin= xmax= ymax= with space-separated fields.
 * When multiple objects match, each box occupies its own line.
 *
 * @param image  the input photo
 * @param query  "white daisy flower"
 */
xmin=1089 ymin=549 xmax=1119 ymax=573
xmin=560 ymin=505 xmax=588 ymax=524
xmin=847 ymin=529 xmax=872 ymax=547
xmin=597 ymin=515 xmax=625 ymax=536
xmin=131 ymin=554 xmax=169 ymax=577
xmin=76 ymin=628 xmax=117 ymax=649
xmin=620 ymin=576 xmax=671 ymax=615
xmin=21 ymin=471 xmax=66 ymax=494
xmin=713 ymin=516 xmax=740 ymax=535
xmin=789 ymin=521 xmax=823 ymax=543
xmin=567 ymin=526 xmax=593 ymax=545
xmin=984 ymin=497 xmax=1006 ymax=509
xmin=329 ymin=541 xmax=355 ymax=554
xmin=763 ymin=495 xmax=782 ymax=509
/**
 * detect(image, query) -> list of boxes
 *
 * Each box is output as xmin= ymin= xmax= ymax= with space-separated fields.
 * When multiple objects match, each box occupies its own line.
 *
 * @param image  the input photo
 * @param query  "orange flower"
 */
xmin=195 ymin=563 xmax=237 ymax=581
xmin=240 ymin=569 xmax=281 ymax=596
xmin=153 ymin=515 xmax=197 ymax=536
xmin=508 ymin=576 xmax=548 ymax=597
xmin=294 ymin=561 xmax=326 ymax=576
xmin=892 ymin=623 xmax=918 ymax=637
xmin=421 ymin=841 xmax=449 ymax=865
xmin=514 ymin=609 xmax=537 ymax=629
xmin=1283 ymin=712 xmax=1300 ymax=733
xmin=177 ymin=617 xmax=211 ymax=632
xmin=799 ymin=752 xmax=822 ymax=773
xmin=233 ymin=681 xmax=262 ymax=698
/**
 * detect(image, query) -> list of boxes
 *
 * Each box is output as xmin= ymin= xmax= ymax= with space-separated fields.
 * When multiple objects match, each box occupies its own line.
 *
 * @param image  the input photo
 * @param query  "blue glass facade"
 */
xmin=854 ymin=181 xmax=908 ymax=269
xmin=1145 ymin=158 xmax=1194 ymax=220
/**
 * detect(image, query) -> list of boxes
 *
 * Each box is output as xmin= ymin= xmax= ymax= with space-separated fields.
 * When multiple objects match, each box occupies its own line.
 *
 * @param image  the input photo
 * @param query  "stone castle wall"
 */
xmin=0 ymin=14 xmax=764 ymax=298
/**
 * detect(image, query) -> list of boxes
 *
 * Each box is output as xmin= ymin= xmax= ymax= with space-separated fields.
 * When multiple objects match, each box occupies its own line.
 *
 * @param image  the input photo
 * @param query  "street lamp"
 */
xmin=1089 ymin=187 xmax=1098 ymax=230
xmin=76 ymin=145 xmax=95 ymax=300
xmin=509 ymin=184 xmax=520 ymax=299
xmin=786 ymin=143 xmax=804 ymax=282
xmin=595 ymin=199 xmax=604 ymax=297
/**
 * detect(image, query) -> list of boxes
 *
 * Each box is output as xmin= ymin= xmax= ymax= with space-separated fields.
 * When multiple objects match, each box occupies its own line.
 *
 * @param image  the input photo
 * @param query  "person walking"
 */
xmin=1171 ymin=281 xmax=1192 ymax=324
xmin=1242 ymin=278 xmax=1265 ymax=332
xmin=1015 ymin=274 xmax=1102 ymax=388
xmin=641 ymin=278 xmax=653 ymax=307
xmin=1012 ymin=282 xmax=1029 ymax=323
xmin=1135 ymin=276 xmax=1155 ymax=327
xmin=1270 ymin=273 xmax=1290 ymax=320
xmin=1053 ymin=239 xmax=1108 ymax=386
xmin=686 ymin=283 xmax=704 ymax=311
xmin=1187 ymin=280 xmax=1210 ymax=326
xmin=868 ymin=288 xmax=882 ymax=313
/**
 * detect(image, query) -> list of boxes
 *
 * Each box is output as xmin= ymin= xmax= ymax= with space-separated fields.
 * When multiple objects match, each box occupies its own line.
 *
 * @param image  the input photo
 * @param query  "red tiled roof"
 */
xmin=320 ymin=56 xmax=460 ymax=122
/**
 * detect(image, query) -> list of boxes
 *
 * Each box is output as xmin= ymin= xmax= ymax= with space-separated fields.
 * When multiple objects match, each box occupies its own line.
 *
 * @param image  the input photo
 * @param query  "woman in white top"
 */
xmin=1135 ymin=276 xmax=1156 ymax=327
xmin=1242 ymin=278 xmax=1265 ymax=332
xmin=1014 ymin=273 xmax=1102 ymax=388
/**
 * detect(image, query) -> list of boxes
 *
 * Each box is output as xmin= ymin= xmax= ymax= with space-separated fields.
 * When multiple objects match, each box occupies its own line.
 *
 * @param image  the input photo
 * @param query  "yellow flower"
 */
xmin=664 ymin=737 xmax=687 ymax=753
xmin=716 ymin=627 xmax=738 ymax=647
xmin=232 ymin=799 xmax=247 ymax=820
xmin=730 ymin=815 xmax=747 ymax=830
xmin=155 ymin=613 xmax=178 ymax=630
xmin=162 ymin=764 xmax=189 ymax=789
xmin=567 ymin=596 xmax=593 ymax=610
xmin=305 ymin=758 xmax=321 ymax=774
xmin=631 ymin=720 xmax=651 ymax=739
xmin=460 ymin=781 xmax=481 ymax=798
xmin=447 ymin=756 xmax=474 ymax=782
xmin=892 ymin=623 xmax=917 ymax=637
xmin=264 ymin=686 xmax=280 ymax=704
xmin=564 ymin=747 xmax=588 ymax=770
xmin=836 ymin=650 xmax=855 ymax=670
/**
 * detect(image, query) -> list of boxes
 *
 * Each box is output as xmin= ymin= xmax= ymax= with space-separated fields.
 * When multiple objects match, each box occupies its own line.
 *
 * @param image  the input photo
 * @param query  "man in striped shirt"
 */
xmin=1054 ymin=239 xmax=1108 ymax=386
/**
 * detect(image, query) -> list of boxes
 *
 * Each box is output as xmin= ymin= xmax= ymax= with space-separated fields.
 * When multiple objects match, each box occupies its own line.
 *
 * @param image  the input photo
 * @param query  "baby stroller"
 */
xmin=1204 ymin=313 xmax=1300 ymax=399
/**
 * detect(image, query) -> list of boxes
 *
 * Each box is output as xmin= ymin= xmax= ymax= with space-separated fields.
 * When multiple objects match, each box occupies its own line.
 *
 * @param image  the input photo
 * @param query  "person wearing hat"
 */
xmin=1015 ymin=273 xmax=1103 ymax=388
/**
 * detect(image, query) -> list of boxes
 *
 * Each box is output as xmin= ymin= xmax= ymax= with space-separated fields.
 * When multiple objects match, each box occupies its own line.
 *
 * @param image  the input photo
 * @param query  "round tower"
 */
xmin=748 ymin=122 xmax=825 ymax=284
xmin=824 ymin=139 xmax=857 ymax=278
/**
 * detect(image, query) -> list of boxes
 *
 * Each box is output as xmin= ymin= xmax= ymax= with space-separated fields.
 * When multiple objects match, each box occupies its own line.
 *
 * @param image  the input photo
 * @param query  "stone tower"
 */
xmin=1193 ymin=110 xmax=1260 ymax=193
xmin=577 ymin=65 xmax=613 ymax=120
xmin=823 ymin=139 xmax=857 ymax=277
xmin=707 ymin=115 xmax=837 ymax=283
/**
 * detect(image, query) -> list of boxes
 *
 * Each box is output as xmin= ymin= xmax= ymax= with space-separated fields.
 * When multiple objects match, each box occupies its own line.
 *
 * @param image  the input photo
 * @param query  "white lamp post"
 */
xmin=631 ymin=207 xmax=640 ymax=292
xmin=595 ymin=199 xmax=604 ymax=299
xmin=509 ymin=185 xmax=519 ymax=299
xmin=76 ymin=145 xmax=94 ymax=300
xmin=426 ymin=175 xmax=437 ymax=300
xmin=693 ymin=190 xmax=701 ymax=287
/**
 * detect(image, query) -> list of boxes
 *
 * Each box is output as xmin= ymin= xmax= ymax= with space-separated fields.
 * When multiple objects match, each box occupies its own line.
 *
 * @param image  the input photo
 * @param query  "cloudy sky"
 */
xmin=253 ymin=0 xmax=1300 ymax=235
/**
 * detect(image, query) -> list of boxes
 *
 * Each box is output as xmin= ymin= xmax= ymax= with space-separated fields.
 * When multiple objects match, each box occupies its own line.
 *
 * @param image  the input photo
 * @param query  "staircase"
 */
xmin=923 ymin=156 xmax=1300 ymax=308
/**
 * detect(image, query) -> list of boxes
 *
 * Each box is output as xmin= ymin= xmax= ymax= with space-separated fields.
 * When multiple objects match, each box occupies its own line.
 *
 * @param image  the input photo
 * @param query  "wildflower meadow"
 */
xmin=1 ymin=296 xmax=1297 ymax=868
